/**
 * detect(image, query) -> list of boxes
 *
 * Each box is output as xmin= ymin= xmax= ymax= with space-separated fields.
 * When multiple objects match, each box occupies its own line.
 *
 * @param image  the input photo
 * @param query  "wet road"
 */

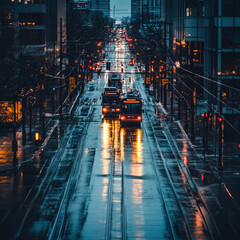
xmin=1 ymin=31 xmax=240 ymax=240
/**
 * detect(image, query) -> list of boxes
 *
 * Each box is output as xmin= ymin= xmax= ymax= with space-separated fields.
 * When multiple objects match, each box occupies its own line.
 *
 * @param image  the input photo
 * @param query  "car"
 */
xmin=149 ymin=84 xmax=154 ymax=95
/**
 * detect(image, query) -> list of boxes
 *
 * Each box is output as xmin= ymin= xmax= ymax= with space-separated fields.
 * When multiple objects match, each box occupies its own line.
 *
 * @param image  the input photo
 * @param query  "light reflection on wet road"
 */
xmin=1 ymin=30 xmax=240 ymax=240
xmin=75 ymin=116 xmax=171 ymax=240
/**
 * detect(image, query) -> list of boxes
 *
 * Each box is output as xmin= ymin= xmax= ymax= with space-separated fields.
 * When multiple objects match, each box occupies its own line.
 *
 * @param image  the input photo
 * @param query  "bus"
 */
xmin=108 ymin=73 xmax=123 ymax=92
xmin=119 ymin=90 xmax=143 ymax=125
xmin=101 ymin=87 xmax=121 ymax=116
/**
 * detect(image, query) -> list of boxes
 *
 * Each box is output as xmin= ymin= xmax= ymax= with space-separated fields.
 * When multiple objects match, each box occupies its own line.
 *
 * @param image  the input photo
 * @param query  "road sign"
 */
xmin=162 ymin=78 xmax=169 ymax=84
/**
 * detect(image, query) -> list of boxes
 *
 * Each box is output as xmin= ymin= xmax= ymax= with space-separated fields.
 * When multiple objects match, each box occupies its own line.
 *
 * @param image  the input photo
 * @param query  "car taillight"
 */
xmin=103 ymin=108 xmax=107 ymax=112
xmin=137 ymin=116 xmax=142 ymax=120
xmin=121 ymin=116 xmax=125 ymax=120
xmin=116 ymin=108 xmax=120 ymax=111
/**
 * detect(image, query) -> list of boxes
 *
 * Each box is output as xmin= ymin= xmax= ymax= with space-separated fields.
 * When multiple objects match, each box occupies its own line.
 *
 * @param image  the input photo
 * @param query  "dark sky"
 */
xmin=110 ymin=0 xmax=131 ymax=20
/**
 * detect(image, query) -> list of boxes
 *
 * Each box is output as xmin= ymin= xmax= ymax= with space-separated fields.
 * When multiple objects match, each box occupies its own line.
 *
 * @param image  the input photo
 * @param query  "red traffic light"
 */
xmin=238 ymin=143 xmax=240 ymax=149
xmin=78 ymin=74 xmax=82 ymax=78
xmin=208 ymin=117 xmax=211 ymax=121
xmin=204 ymin=113 xmax=208 ymax=118
xmin=89 ymin=66 xmax=93 ymax=70
xmin=218 ymin=117 xmax=223 ymax=122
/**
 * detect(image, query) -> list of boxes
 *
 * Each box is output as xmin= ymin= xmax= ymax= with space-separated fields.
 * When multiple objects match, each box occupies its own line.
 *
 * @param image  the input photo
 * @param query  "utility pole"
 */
xmin=29 ymin=103 xmax=32 ymax=142
xmin=22 ymin=97 xmax=26 ymax=145
xmin=218 ymin=97 xmax=223 ymax=169
xmin=185 ymin=101 xmax=188 ymax=131
xmin=178 ymin=78 xmax=181 ymax=120
xmin=163 ymin=21 xmax=167 ymax=109
xmin=59 ymin=18 xmax=63 ymax=117
xmin=12 ymin=99 xmax=17 ymax=163
xmin=190 ymin=81 xmax=195 ymax=141
xmin=170 ymin=69 xmax=174 ymax=115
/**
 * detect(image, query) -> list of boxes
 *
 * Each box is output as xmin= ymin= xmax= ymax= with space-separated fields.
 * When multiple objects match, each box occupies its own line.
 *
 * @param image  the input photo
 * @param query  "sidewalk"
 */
xmin=0 ymin=86 xmax=82 ymax=173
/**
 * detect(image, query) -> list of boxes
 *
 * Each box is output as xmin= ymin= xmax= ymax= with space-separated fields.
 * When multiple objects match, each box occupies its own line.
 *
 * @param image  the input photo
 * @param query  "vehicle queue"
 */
xmin=101 ymin=73 xmax=143 ymax=125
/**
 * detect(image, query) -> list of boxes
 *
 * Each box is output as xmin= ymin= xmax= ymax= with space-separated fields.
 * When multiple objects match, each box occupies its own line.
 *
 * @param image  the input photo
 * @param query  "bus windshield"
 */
xmin=108 ymin=81 xmax=122 ymax=89
xmin=121 ymin=103 xmax=142 ymax=114
xmin=102 ymin=96 xmax=119 ymax=105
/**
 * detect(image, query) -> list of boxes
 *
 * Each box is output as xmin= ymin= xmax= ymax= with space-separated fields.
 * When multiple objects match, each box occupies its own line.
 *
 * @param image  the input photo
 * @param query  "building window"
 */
xmin=19 ymin=13 xmax=44 ymax=26
xmin=222 ymin=28 xmax=240 ymax=49
xmin=20 ymin=0 xmax=45 ymax=4
xmin=221 ymin=52 xmax=240 ymax=75
xmin=185 ymin=6 xmax=204 ymax=17
xmin=212 ymin=52 xmax=217 ymax=74
xmin=19 ymin=29 xmax=45 ymax=45
xmin=222 ymin=0 xmax=233 ymax=17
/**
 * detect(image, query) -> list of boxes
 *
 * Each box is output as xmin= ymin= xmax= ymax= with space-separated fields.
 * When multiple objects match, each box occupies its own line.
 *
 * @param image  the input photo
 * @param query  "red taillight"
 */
xmin=137 ymin=116 xmax=142 ymax=120
xmin=121 ymin=116 xmax=125 ymax=120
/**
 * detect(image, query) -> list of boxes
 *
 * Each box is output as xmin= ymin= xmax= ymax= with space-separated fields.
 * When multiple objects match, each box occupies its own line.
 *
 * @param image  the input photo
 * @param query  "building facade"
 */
xmin=131 ymin=0 xmax=161 ymax=29
xmin=90 ymin=0 xmax=110 ymax=17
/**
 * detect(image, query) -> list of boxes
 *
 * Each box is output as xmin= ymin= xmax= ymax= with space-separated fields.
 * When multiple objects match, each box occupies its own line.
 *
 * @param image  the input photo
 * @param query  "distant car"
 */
xmin=149 ymin=84 xmax=154 ymax=95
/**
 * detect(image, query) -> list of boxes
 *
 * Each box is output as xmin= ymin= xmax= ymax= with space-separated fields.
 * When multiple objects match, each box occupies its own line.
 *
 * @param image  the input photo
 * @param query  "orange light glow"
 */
xmin=35 ymin=132 xmax=40 ymax=141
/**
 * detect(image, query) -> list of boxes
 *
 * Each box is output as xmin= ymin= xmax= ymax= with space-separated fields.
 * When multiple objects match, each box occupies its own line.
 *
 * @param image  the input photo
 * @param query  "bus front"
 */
xmin=120 ymin=98 xmax=143 ymax=124
xmin=102 ymin=91 xmax=120 ymax=116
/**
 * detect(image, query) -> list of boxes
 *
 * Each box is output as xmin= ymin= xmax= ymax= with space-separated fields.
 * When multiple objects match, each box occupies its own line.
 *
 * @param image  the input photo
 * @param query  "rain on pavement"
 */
xmin=0 ymin=30 xmax=240 ymax=240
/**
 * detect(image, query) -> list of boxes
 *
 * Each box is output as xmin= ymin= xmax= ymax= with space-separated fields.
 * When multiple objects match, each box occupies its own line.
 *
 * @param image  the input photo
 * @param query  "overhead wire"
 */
xmin=173 ymin=72 xmax=240 ymax=136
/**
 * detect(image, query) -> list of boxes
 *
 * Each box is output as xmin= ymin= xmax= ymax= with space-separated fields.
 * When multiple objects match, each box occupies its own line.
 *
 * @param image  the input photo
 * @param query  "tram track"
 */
xmin=48 ymin=106 xmax=94 ymax=240
xmin=105 ymin=120 xmax=115 ymax=240
xmin=162 ymin=118 xmax=240 ymax=239
xmin=134 ymin=78 xmax=215 ymax=239
xmin=105 ymin=118 xmax=127 ymax=240
xmin=161 ymin=119 xmax=221 ymax=239
xmin=141 ymin=114 xmax=191 ymax=240
xmin=130 ymin=55 xmax=219 ymax=239
xmin=138 ymin=85 xmax=221 ymax=239
xmin=15 ymin=102 xmax=94 ymax=239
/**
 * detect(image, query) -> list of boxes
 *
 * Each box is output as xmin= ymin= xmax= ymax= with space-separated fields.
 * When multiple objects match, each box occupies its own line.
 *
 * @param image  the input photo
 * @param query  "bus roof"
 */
xmin=123 ymin=89 xmax=141 ymax=98
xmin=103 ymin=87 xmax=118 ymax=92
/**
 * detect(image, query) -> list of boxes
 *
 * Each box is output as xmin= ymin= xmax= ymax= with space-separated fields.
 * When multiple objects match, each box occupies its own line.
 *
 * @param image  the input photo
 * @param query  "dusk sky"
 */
xmin=110 ymin=0 xmax=131 ymax=20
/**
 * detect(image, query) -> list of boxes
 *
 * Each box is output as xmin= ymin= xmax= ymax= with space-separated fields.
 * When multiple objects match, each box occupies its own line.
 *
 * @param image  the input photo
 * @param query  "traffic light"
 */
xmin=89 ymin=65 xmax=93 ymax=70
xmin=204 ymin=112 xmax=208 ymax=121
xmin=238 ymin=143 xmax=240 ymax=149
xmin=218 ymin=116 xmax=223 ymax=123
xmin=35 ymin=132 xmax=41 ymax=146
